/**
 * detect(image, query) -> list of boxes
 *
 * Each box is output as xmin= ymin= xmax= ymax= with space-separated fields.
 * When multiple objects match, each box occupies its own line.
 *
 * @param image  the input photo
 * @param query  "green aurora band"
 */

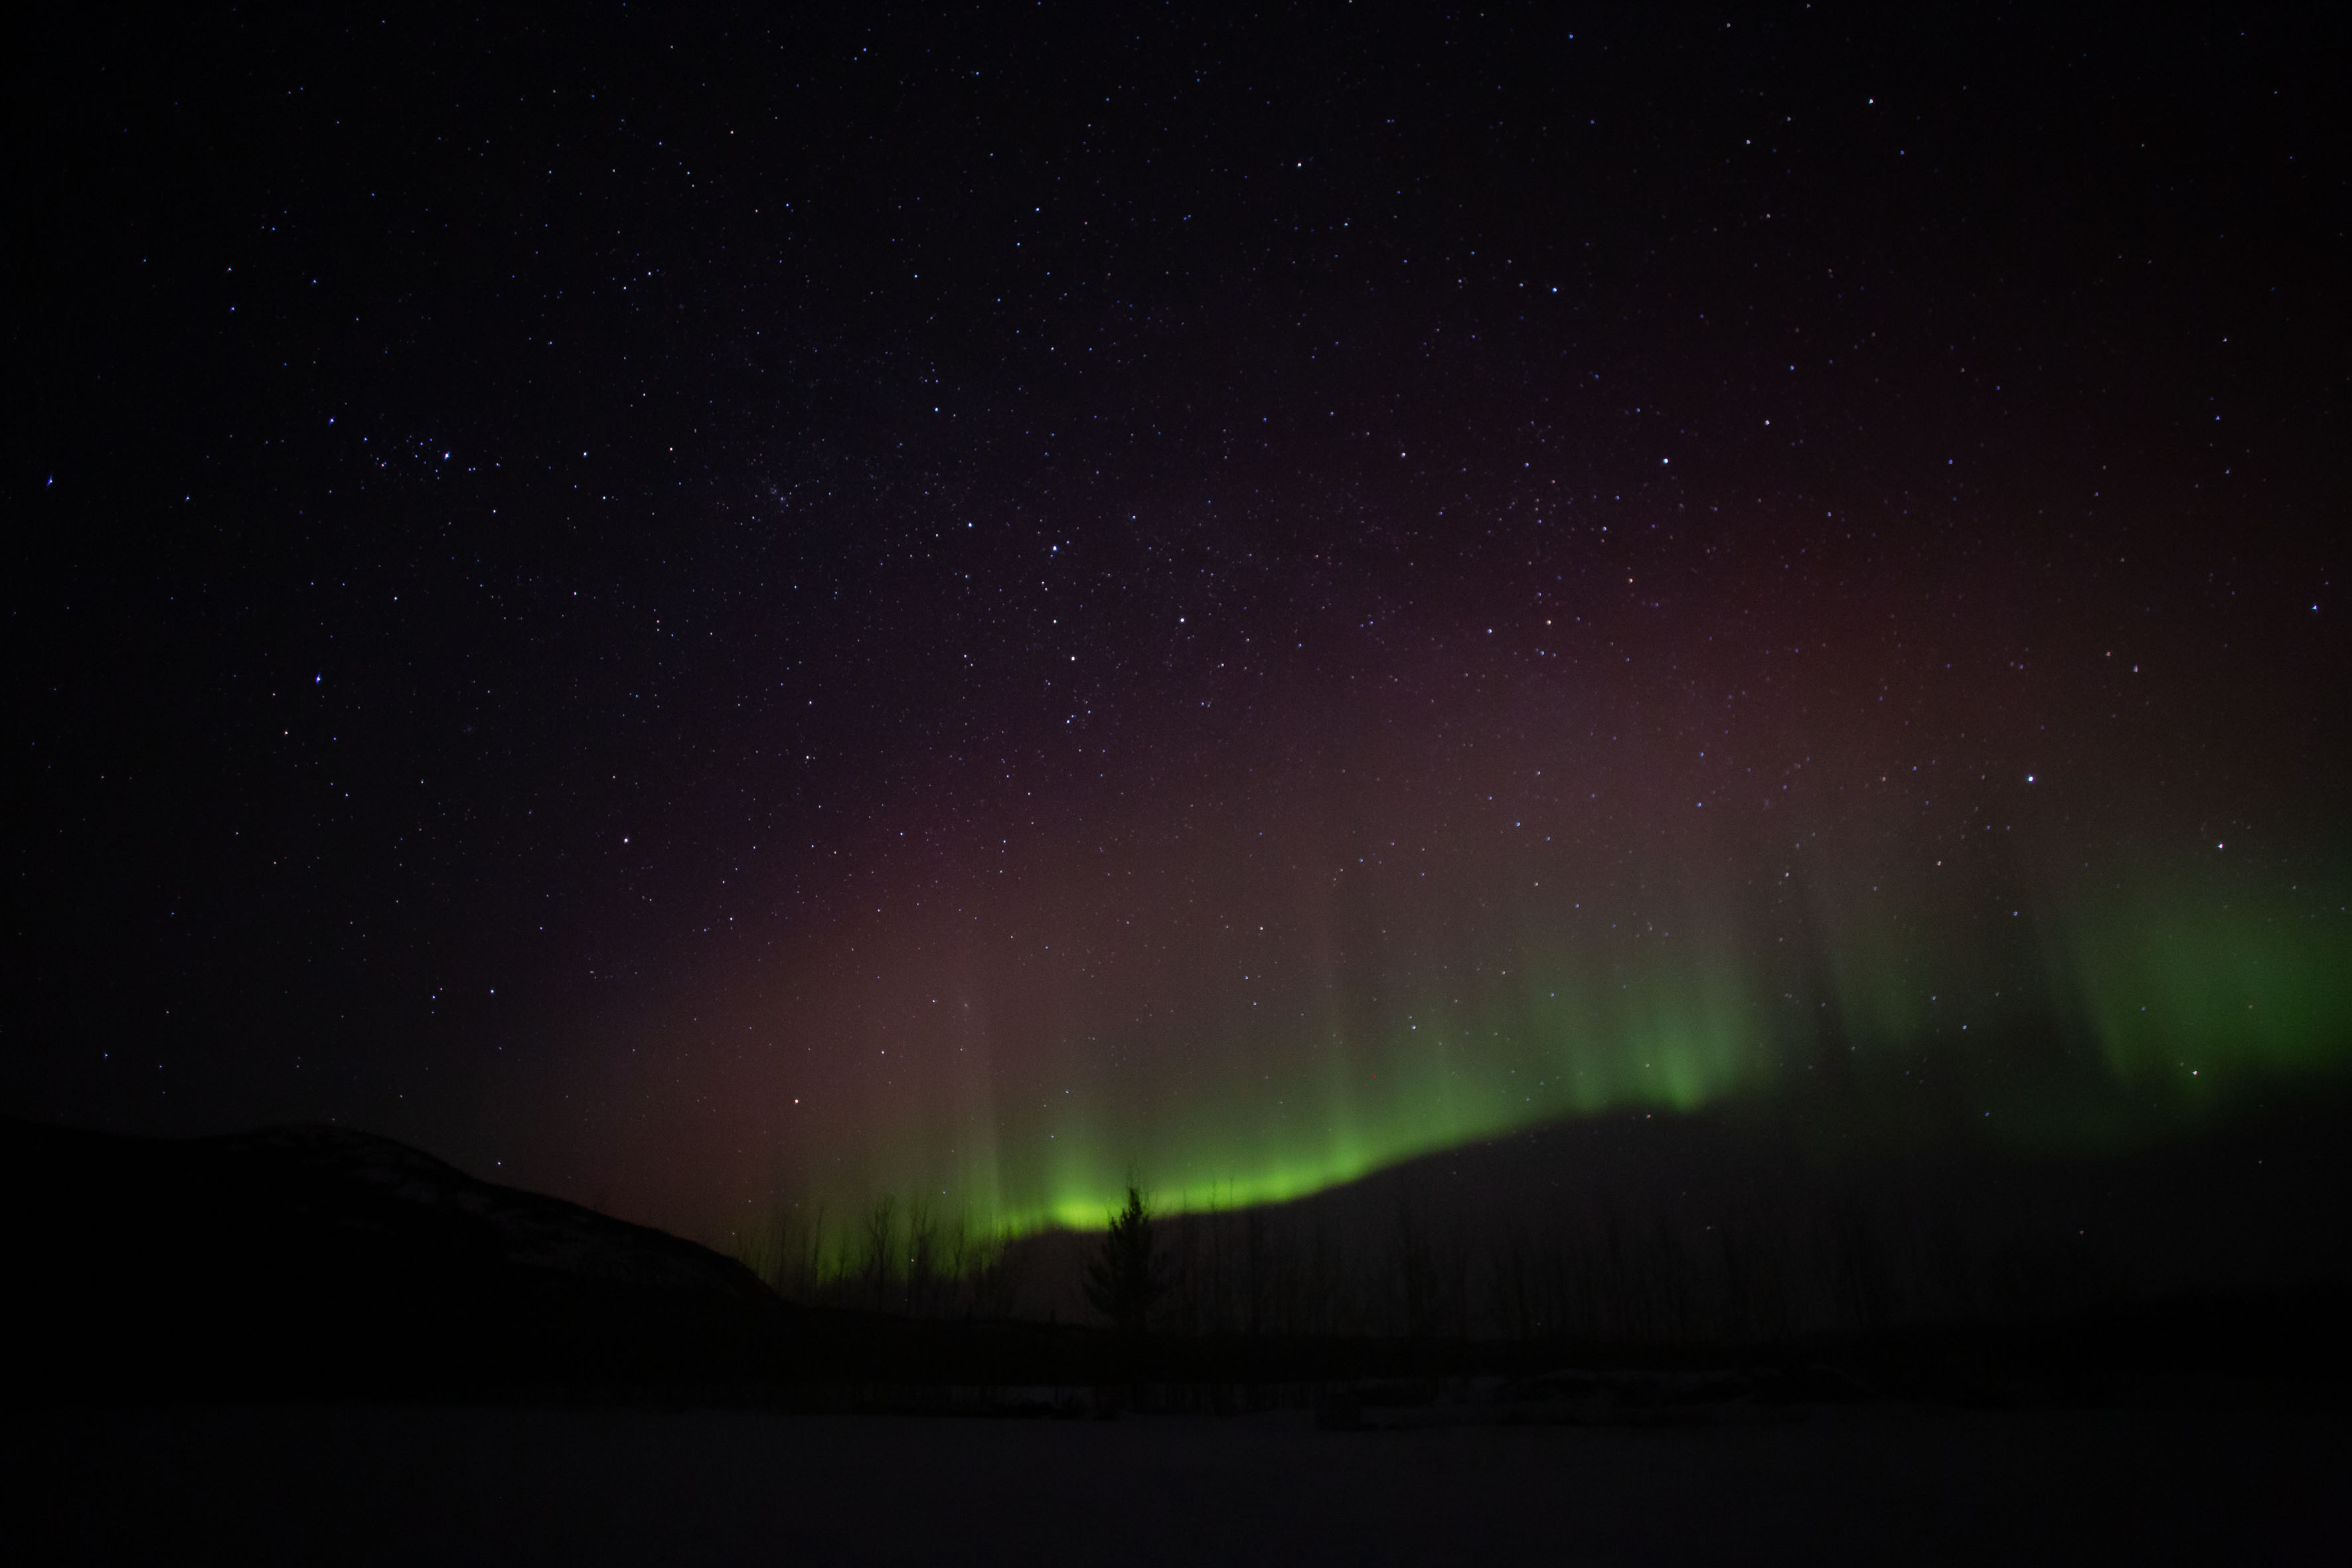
xmin=743 ymin=860 xmax=2351 ymax=1241
xmin=643 ymin=603 xmax=2352 ymax=1250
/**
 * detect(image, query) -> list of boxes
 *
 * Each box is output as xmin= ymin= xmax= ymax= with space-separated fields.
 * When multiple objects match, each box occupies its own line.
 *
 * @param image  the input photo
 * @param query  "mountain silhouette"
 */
xmin=6 ymin=1119 xmax=800 ymax=1399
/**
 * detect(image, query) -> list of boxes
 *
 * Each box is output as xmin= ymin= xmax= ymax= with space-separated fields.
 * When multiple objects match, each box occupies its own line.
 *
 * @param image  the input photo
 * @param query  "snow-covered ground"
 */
xmin=8 ymin=1401 xmax=2344 ymax=1563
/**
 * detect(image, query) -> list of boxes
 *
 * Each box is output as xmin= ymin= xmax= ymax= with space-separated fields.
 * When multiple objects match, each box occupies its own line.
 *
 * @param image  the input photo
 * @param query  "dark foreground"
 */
xmin=7 ymin=1117 xmax=2345 ymax=1559
xmin=7 ymin=1402 xmax=2345 ymax=1565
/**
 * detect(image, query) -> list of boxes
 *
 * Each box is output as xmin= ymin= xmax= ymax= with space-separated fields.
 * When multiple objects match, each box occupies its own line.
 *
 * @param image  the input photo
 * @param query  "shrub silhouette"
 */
xmin=1084 ymin=1186 xmax=1170 ymax=1334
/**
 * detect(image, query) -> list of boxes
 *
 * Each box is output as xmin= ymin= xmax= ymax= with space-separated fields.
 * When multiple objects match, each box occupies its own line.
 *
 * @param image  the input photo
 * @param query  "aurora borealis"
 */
xmin=14 ymin=7 xmax=2349 ymax=1258
xmin=629 ymin=542 xmax=2351 ymax=1236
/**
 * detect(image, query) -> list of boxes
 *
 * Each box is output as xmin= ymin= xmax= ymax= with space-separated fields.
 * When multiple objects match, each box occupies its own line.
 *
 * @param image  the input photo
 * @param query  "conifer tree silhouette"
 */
xmin=1084 ymin=1186 xmax=1169 ymax=1334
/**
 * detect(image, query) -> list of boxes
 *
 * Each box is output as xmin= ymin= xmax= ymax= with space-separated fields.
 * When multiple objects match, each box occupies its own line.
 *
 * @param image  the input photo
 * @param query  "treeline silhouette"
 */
xmin=747 ymin=1083 xmax=2352 ymax=1356
xmin=8 ymin=1113 xmax=2344 ymax=1405
xmin=747 ymin=1186 xmax=2130 ymax=1345
xmin=743 ymin=1195 xmax=1030 ymax=1320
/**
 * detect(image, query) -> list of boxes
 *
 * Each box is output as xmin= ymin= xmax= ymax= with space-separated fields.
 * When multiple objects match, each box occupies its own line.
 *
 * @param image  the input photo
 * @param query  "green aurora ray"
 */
xmin=635 ymin=599 xmax=2352 ymax=1249
xmin=725 ymin=855 xmax=2351 ymax=1241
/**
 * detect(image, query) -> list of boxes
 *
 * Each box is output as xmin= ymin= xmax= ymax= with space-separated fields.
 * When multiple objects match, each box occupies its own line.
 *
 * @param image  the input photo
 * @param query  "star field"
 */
xmin=12 ymin=5 xmax=2348 ymax=1243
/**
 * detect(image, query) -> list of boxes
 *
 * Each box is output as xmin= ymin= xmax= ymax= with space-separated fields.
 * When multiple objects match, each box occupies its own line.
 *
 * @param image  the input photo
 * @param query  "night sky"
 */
xmin=14 ymin=6 xmax=2349 ymax=1249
